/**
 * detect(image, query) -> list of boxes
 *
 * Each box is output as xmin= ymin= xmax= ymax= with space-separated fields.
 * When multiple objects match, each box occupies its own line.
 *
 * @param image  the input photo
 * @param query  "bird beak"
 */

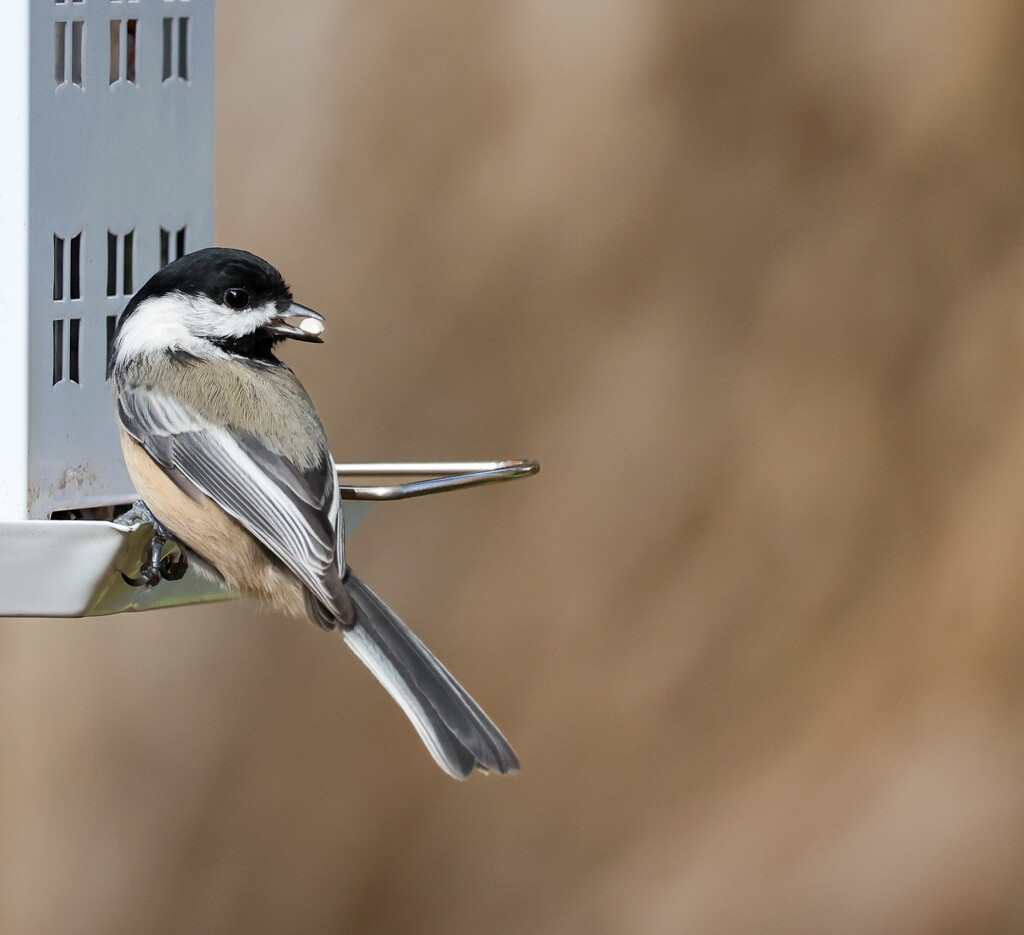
xmin=261 ymin=302 xmax=326 ymax=343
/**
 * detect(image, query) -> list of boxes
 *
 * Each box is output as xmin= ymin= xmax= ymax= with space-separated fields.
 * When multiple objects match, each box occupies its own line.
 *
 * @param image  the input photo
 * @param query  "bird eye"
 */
xmin=224 ymin=288 xmax=250 ymax=310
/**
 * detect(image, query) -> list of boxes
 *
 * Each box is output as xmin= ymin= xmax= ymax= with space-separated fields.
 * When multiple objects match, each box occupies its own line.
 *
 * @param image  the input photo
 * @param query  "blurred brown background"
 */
xmin=6 ymin=0 xmax=1024 ymax=932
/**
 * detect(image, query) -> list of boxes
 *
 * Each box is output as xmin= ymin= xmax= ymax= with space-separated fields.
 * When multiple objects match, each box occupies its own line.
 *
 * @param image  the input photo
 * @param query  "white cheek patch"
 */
xmin=184 ymin=297 xmax=276 ymax=339
xmin=114 ymin=293 xmax=213 ymax=360
xmin=113 ymin=293 xmax=280 ymax=362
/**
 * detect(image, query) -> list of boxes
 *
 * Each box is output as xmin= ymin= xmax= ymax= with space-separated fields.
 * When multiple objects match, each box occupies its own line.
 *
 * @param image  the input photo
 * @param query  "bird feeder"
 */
xmin=0 ymin=1 xmax=537 ymax=617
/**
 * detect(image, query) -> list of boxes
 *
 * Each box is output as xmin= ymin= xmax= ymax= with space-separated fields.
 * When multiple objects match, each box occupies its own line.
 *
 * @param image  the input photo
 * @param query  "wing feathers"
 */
xmin=118 ymin=385 xmax=343 ymax=610
xmin=116 ymin=380 xmax=518 ymax=778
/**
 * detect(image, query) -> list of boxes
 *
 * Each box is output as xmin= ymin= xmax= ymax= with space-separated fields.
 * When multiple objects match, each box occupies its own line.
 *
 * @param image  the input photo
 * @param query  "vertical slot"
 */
xmin=160 ymin=227 xmax=170 ymax=268
xmin=109 ymin=20 xmax=120 ymax=84
xmin=55 ymin=22 xmax=66 ymax=87
xmin=68 ymin=319 xmax=80 ymax=384
xmin=71 ymin=21 xmax=84 ymax=88
xmin=53 ymin=235 xmax=64 ymax=301
xmin=123 ymin=230 xmax=134 ymax=294
xmin=178 ymin=17 xmax=189 ymax=80
xmin=162 ymin=18 xmax=172 ymax=81
xmin=126 ymin=20 xmax=137 ymax=83
xmin=52 ymin=320 xmax=64 ymax=385
xmin=106 ymin=315 xmax=117 ymax=360
xmin=176 ymin=226 xmax=186 ymax=260
xmin=107 ymin=231 xmax=117 ymax=296
xmin=69 ymin=233 xmax=81 ymax=300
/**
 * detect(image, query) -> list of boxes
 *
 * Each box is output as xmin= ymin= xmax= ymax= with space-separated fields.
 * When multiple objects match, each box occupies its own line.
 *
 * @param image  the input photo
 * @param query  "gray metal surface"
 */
xmin=0 ymin=517 xmax=231 ymax=617
xmin=27 ymin=0 xmax=214 ymax=519
xmin=0 ymin=459 xmax=539 ymax=616
xmin=0 ymin=500 xmax=372 ymax=618
xmin=337 ymin=460 xmax=540 ymax=500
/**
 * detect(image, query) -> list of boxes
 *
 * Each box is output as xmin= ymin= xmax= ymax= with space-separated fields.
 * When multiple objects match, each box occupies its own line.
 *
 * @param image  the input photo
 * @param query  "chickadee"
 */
xmin=108 ymin=247 xmax=519 ymax=779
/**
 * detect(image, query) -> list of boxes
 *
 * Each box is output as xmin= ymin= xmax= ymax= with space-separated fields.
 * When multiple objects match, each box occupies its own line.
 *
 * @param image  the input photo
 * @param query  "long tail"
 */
xmin=339 ymin=570 xmax=520 ymax=780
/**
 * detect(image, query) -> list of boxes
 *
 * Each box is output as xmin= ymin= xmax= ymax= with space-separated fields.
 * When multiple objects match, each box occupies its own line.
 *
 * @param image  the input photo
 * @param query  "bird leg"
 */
xmin=116 ymin=500 xmax=189 ymax=586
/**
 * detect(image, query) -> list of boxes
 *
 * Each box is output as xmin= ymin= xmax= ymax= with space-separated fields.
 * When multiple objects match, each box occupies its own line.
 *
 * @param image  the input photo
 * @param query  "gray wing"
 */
xmin=117 ymin=384 xmax=346 ymax=612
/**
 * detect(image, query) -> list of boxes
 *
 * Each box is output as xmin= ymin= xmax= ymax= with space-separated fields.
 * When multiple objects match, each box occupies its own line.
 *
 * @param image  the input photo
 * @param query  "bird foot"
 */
xmin=118 ymin=501 xmax=189 ymax=587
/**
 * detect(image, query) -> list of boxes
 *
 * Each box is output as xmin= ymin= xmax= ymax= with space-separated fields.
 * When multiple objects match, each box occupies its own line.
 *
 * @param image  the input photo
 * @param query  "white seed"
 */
xmin=299 ymin=318 xmax=325 ymax=335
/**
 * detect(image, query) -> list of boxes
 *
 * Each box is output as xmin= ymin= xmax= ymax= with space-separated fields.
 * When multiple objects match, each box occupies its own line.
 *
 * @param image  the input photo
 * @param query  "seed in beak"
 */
xmin=298 ymin=318 xmax=325 ymax=336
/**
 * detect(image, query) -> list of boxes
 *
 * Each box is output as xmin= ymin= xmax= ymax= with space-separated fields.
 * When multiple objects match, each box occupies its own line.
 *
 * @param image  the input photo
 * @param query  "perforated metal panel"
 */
xmin=0 ymin=0 xmax=215 ymax=520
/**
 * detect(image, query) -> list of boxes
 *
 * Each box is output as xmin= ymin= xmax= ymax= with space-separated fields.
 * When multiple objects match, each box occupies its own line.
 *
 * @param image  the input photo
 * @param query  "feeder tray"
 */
xmin=0 ymin=461 xmax=539 ymax=617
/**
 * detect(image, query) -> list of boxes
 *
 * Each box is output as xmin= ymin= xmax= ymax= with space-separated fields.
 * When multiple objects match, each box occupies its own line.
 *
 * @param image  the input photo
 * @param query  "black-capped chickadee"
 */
xmin=108 ymin=247 xmax=519 ymax=779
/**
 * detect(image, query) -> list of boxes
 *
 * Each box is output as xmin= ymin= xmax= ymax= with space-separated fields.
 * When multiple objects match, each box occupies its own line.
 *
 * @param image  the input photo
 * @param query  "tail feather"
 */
xmin=341 ymin=570 xmax=520 ymax=779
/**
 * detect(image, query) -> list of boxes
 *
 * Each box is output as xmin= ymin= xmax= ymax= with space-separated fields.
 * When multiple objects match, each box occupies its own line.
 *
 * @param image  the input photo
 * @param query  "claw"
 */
xmin=160 ymin=546 xmax=189 ymax=581
xmin=121 ymin=569 xmax=161 ymax=588
xmin=119 ymin=504 xmax=190 ymax=588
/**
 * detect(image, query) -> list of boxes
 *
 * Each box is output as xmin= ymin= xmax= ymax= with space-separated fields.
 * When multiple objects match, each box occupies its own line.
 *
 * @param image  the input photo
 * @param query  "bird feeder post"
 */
xmin=0 ymin=0 xmax=225 ymax=614
xmin=0 ymin=6 xmax=31 ymax=523
xmin=0 ymin=0 xmax=215 ymax=523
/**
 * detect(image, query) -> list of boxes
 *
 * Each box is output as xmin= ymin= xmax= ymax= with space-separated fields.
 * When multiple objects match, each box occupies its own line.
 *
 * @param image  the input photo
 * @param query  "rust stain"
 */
xmin=56 ymin=464 xmax=99 ymax=492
